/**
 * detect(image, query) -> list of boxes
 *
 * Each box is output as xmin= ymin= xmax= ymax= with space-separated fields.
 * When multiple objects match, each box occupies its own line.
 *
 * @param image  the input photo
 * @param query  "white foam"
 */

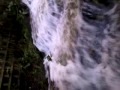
xmin=22 ymin=0 xmax=120 ymax=90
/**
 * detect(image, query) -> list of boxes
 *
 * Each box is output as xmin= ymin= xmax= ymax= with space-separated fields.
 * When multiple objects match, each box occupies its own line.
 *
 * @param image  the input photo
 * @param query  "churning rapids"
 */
xmin=22 ymin=0 xmax=120 ymax=90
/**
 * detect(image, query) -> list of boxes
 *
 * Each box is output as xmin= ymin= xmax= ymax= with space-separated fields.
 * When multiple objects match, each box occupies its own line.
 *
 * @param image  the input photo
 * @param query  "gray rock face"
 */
xmin=22 ymin=0 xmax=120 ymax=90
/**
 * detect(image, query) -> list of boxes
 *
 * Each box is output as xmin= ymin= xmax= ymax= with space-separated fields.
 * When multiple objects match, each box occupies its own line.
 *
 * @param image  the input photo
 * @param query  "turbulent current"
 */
xmin=22 ymin=0 xmax=120 ymax=90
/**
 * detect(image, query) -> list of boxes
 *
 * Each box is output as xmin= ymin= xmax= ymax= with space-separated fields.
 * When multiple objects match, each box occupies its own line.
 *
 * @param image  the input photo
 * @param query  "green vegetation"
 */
xmin=0 ymin=0 xmax=47 ymax=89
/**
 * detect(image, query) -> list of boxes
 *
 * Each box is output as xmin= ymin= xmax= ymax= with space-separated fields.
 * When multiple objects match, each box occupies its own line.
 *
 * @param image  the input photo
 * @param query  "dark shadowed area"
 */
xmin=0 ymin=0 xmax=48 ymax=90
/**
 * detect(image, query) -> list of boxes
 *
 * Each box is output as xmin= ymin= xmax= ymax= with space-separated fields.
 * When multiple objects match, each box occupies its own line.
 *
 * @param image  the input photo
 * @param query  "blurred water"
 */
xmin=22 ymin=0 xmax=120 ymax=90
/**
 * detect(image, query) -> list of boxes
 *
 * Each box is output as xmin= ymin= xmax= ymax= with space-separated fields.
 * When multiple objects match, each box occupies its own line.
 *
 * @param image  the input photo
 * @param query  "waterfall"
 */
xmin=22 ymin=0 xmax=120 ymax=90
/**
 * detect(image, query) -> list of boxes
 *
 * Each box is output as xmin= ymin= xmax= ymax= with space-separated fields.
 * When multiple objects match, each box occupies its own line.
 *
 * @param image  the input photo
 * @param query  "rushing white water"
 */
xmin=22 ymin=0 xmax=120 ymax=90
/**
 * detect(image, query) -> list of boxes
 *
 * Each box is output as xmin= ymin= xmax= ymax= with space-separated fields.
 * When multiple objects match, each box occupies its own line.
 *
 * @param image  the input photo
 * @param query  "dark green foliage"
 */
xmin=0 ymin=0 xmax=48 ymax=89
